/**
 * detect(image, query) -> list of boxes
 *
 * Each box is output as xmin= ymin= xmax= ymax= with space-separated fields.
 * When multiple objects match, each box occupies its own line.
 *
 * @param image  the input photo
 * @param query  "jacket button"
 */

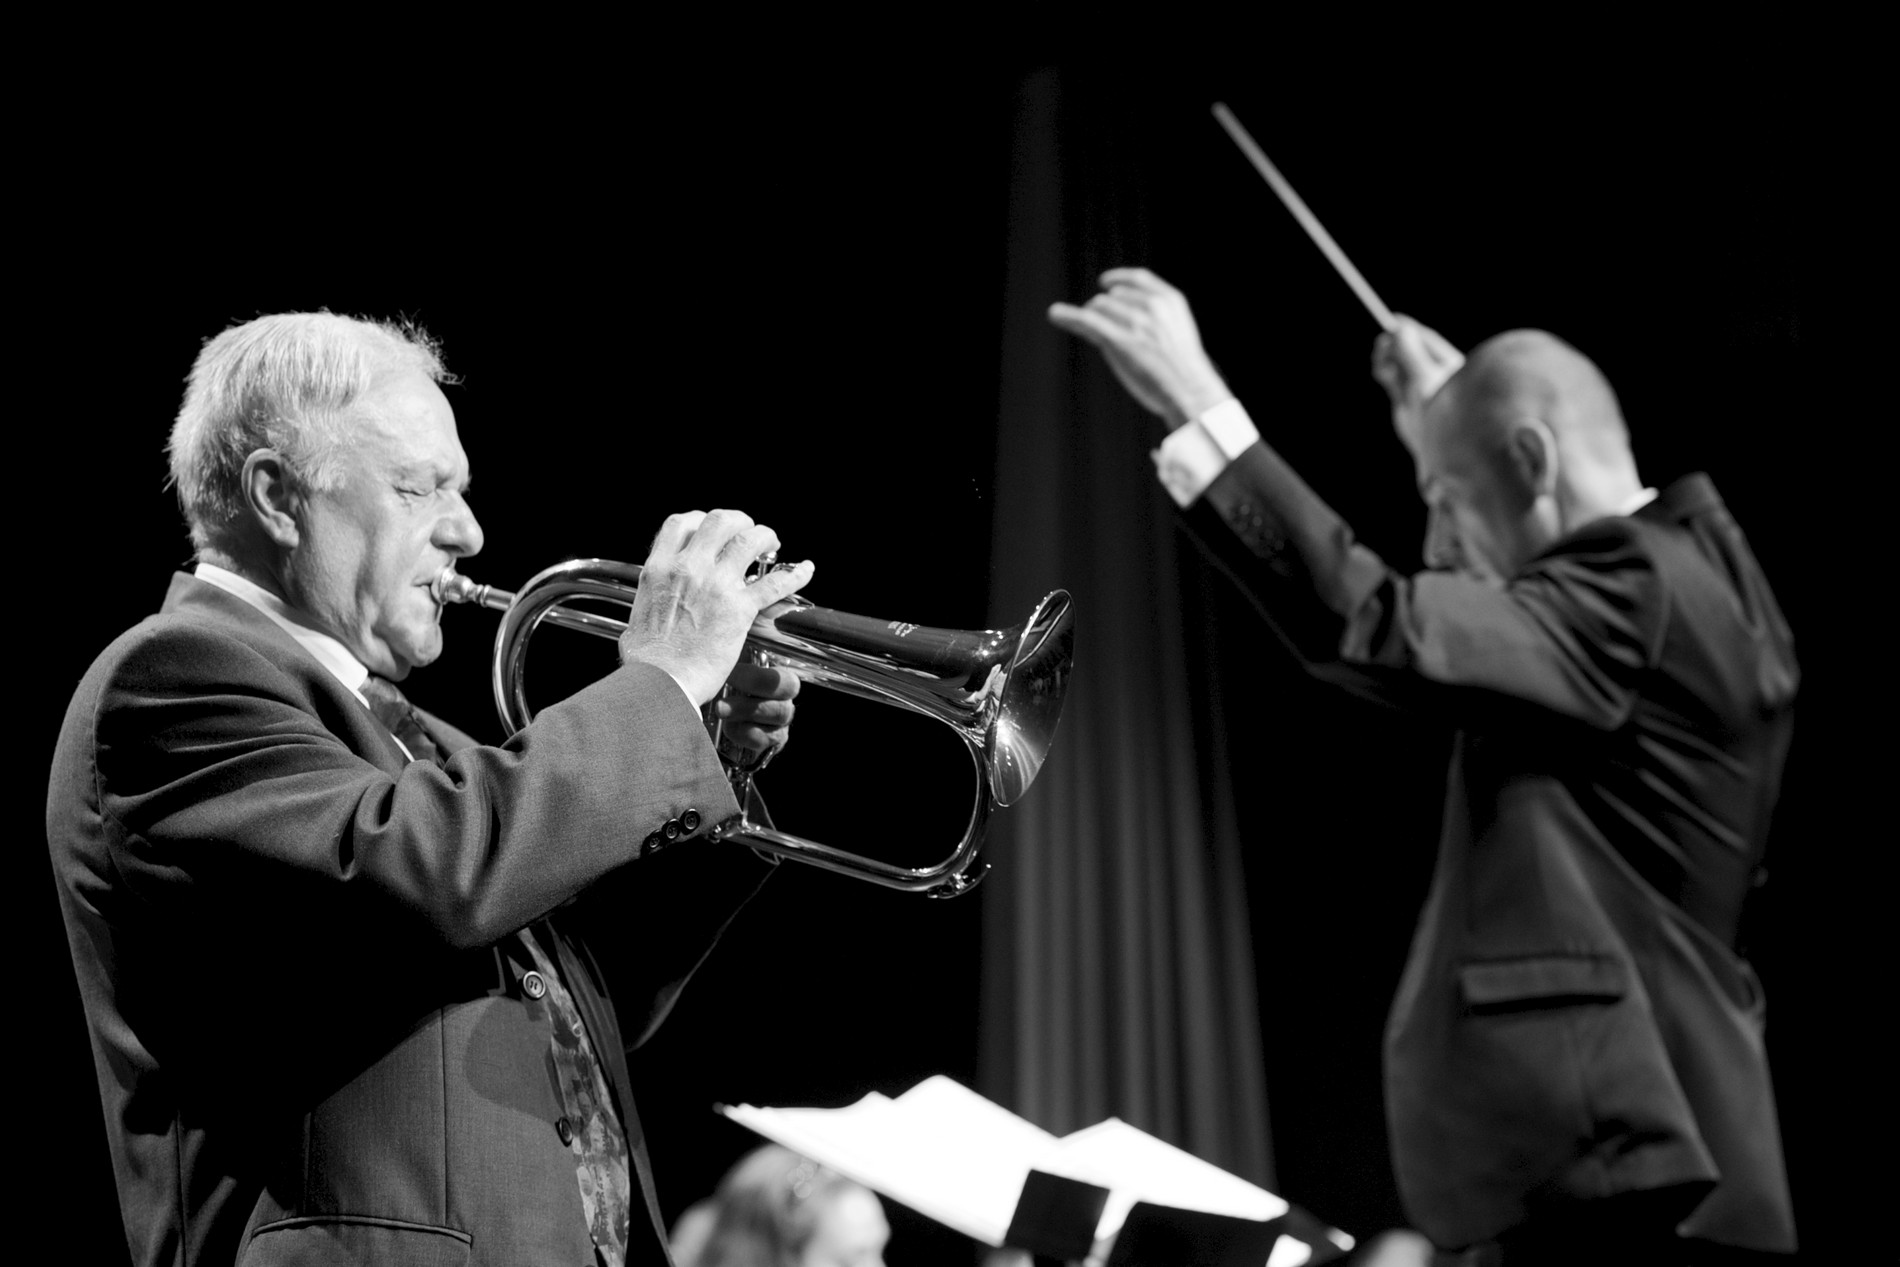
xmin=521 ymin=971 xmax=547 ymax=1000
xmin=663 ymin=818 xmax=683 ymax=841
xmin=556 ymin=1116 xmax=574 ymax=1146
xmin=642 ymin=831 xmax=664 ymax=857
xmin=681 ymin=807 xmax=701 ymax=832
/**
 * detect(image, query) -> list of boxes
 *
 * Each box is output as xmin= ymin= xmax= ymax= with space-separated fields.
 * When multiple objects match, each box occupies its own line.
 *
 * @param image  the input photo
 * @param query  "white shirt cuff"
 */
xmin=666 ymin=671 xmax=701 ymax=711
xmin=1151 ymin=399 xmax=1259 ymax=507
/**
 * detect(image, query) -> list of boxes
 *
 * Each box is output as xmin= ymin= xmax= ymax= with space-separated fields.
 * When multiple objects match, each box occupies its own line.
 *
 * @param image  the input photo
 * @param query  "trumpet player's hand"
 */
xmin=1372 ymin=316 xmax=1464 ymax=451
xmin=1046 ymin=267 xmax=1234 ymax=430
xmin=618 ymin=509 xmax=814 ymax=707
xmin=711 ymin=662 xmax=801 ymax=757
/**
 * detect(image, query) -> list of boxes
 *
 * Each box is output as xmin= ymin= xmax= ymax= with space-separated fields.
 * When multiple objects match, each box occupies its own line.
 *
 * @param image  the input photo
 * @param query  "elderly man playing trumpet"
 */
xmin=47 ymin=312 xmax=810 ymax=1266
xmin=1051 ymin=270 xmax=1798 ymax=1265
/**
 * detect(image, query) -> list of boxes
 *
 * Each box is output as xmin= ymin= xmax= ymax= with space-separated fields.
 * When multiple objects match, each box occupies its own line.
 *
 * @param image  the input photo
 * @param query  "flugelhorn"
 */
xmin=434 ymin=558 xmax=1074 ymax=897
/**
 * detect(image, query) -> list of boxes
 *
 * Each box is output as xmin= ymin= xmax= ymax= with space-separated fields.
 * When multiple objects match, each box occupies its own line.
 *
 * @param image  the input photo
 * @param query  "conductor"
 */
xmin=1051 ymin=270 xmax=1797 ymax=1265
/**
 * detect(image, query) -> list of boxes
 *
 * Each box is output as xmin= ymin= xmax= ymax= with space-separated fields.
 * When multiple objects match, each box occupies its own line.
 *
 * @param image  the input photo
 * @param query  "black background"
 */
xmin=25 ymin=30 xmax=1857 ymax=1263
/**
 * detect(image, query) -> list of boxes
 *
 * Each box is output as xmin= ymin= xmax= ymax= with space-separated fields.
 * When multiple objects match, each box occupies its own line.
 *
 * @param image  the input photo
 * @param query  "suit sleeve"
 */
xmin=414 ymin=702 xmax=776 ymax=1050
xmin=1180 ymin=437 xmax=1667 ymax=730
xmin=89 ymin=620 xmax=746 ymax=953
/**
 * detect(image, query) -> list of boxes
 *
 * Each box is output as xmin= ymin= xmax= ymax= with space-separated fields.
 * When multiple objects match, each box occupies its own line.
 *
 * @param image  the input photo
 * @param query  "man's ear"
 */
xmin=1508 ymin=420 xmax=1559 ymax=500
xmin=241 ymin=449 xmax=302 ymax=549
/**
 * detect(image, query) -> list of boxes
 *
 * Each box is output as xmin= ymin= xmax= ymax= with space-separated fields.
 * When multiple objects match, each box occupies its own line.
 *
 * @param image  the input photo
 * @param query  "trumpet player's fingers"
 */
xmin=647 ymin=510 xmax=709 ymax=559
xmin=675 ymin=508 xmax=759 ymax=569
xmin=712 ymin=693 xmax=796 ymax=729
xmin=724 ymin=662 xmax=801 ymax=703
xmin=717 ymin=718 xmax=792 ymax=755
xmin=744 ymin=557 xmax=815 ymax=610
xmin=714 ymin=524 xmax=783 ymax=581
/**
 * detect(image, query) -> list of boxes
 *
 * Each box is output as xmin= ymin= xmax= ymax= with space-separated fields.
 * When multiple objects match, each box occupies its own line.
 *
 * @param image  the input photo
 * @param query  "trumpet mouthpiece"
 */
xmin=433 ymin=568 xmax=513 ymax=610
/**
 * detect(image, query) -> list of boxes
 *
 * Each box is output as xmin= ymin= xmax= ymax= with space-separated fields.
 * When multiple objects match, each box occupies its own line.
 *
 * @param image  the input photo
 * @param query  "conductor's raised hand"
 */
xmin=1372 ymin=316 xmax=1464 ymax=450
xmin=618 ymin=510 xmax=814 ymax=706
xmin=1047 ymin=267 xmax=1233 ymax=429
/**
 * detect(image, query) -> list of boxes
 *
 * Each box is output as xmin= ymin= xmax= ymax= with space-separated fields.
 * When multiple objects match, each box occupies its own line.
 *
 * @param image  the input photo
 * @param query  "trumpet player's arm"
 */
xmin=1047 ymin=270 xmax=1657 ymax=728
xmin=64 ymin=511 xmax=810 ymax=970
xmin=391 ymin=696 xmax=776 ymax=1051
xmin=549 ymin=509 xmax=810 ymax=1043
xmin=71 ymin=607 xmax=748 ymax=966
xmin=562 ymin=660 xmax=803 ymax=1049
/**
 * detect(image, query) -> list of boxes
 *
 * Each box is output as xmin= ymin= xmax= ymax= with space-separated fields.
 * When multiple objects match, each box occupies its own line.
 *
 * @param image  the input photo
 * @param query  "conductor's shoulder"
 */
xmin=1520 ymin=512 xmax=1661 ymax=594
xmin=1511 ymin=514 xmax=1670 ymax=674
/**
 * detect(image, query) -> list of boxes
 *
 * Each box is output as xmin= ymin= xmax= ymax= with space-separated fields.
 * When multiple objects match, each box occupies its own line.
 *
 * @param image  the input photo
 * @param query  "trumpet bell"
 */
xmin=984 ymin=590 xmax=1071 ymax=807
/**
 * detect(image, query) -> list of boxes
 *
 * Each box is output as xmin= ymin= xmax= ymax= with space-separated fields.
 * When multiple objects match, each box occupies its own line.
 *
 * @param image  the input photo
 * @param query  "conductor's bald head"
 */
xmin=1412 ymin=330 xmax=1644 ymax=584
xmin=1437 ymin=330 xmax=1631 ymax=469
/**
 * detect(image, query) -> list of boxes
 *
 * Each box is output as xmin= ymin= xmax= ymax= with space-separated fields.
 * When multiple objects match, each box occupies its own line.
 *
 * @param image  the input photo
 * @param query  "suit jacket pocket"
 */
xmin=1458 ymin=954 xmax=1629 ymax=1014
xmin=242 ymin=1214 xmax=472 ymax=1267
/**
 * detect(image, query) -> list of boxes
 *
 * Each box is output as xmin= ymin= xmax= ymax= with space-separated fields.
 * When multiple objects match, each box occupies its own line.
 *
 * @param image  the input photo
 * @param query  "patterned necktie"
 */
xmin=519 ymin=924 xmax=635 ymax=1264
xmin=359 ymin=675 xmax=445 ymax=766
xmin=360 ymin=675 xmax=633 ymax=1265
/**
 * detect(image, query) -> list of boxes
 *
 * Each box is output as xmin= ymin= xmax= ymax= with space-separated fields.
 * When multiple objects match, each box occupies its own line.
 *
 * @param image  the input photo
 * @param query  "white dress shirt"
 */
xmin=194 ymin=563 xmax=375 ymax=708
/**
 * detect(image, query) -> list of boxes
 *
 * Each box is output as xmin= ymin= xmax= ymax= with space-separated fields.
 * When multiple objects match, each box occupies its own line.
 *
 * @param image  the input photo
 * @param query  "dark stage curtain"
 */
xmin=979 ymin=67 xmax=1274 ymax=1191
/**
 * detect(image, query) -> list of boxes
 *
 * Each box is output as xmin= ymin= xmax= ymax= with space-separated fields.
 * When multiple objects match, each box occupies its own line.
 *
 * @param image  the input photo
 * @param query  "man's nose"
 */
xmin=436 ymin=495 xmax=485 ymax=558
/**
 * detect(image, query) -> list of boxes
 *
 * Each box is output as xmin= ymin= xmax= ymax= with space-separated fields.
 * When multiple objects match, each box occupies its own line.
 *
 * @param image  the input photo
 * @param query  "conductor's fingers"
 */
xmin=1371 ymin=331 xmax=1402 ymax=382
xmin=1047 ymin=303 xmax=1129 ymax=348
xmin=1106 ymin=283 xmax=1163 ymax=313
xmin=1390 ymin=318 xmax=1439 ymax=371
xmin=1084 ymin=293 xmax=1142 ymax=328
xmin=1417 ymin=323 xmax=1465 ymax=368
xmin=1098 ymin=266 xmax=1176 ymax=295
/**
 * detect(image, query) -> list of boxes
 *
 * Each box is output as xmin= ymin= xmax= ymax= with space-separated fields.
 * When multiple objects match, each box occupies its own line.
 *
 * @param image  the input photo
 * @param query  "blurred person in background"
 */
xmin=673 ymin=1144 xmax=891 ymax=1267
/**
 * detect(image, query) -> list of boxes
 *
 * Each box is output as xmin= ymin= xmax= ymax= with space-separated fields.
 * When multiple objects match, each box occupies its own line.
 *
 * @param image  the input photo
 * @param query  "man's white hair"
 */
xmin=168 ymin=312 xmax=453 ymax=550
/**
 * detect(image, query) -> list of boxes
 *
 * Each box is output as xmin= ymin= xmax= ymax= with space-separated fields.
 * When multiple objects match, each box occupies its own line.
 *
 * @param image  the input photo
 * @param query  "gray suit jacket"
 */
xmin=1181 ymin=447 xmax=1797 ymax=1253
xmin=48 ymin=573 xmax=773 ymax=1265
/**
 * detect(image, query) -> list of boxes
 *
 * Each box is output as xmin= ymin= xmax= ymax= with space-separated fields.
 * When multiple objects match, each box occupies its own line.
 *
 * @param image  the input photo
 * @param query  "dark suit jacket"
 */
xmin=1180 ymin=440 xmax=1797 ymax=1253
xmin=47 ymin=573 xmax=774 ymax=1266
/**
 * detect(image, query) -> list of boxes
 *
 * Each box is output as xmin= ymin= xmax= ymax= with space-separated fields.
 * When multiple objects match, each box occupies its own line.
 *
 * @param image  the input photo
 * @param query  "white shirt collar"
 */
xmin=193 ymin=562 xmax=373 ymax=708
xmin=1615 ymin=487 xmax=1660 ymax=517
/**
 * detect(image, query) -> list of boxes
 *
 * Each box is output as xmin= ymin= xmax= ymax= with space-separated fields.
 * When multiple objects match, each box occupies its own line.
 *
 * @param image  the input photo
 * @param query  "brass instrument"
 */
xmin=435 ymin=559 xmax=1074 ymax=897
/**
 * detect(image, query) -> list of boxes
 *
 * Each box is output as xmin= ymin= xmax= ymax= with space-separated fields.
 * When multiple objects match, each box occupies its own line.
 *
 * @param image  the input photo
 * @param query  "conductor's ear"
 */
xmin=242 ymin=449 xmax=302 ymax=549
xmin=1508 ymin=421 xmax=1558 ymax=499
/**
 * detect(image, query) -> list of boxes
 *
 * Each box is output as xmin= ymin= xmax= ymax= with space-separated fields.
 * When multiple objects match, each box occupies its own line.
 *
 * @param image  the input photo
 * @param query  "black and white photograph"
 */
xmin=26 ymin=26 xmax=1851 ymax=1267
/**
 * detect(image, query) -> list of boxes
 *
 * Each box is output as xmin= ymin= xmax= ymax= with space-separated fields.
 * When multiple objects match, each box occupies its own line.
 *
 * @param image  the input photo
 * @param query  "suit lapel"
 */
xmin=160 ymin=571 xmax=413 ymax=776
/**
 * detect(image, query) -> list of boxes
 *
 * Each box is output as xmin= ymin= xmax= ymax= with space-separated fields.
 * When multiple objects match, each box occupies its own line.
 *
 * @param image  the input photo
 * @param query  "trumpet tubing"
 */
xmin=435 ymin=559 xmax=1074 ymax=897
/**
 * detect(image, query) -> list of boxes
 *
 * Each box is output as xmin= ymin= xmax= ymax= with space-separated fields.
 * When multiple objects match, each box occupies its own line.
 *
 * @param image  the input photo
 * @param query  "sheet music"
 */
xmin=1046 ymin=1117 xmax=1288 ymax=1237
xmin=721 ymin=1075 xmax=1300 ymax=1254
xmin=722 ymin=1076 xmax=1059 ymax=1245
